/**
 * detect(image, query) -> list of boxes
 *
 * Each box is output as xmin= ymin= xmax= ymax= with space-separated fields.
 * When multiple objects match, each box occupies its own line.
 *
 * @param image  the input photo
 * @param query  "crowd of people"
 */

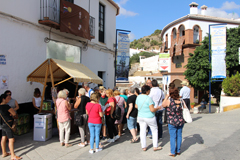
xmin=0 ymin=79 xmax=192 ymax=158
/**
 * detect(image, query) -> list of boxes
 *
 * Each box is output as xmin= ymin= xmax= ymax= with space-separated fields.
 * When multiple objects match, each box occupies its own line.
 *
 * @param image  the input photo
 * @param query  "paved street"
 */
xmin=1 ymin=108 xmax=240 ymax=160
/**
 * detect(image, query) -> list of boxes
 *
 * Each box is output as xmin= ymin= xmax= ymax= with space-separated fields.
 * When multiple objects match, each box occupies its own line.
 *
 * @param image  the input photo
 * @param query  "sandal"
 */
xmin=169 ymin=153 xmax=175 ymax=157
xmin=60 ymin=143 xmax=65 ymax=146
xmin=142 ymin=148 xmax=147 ymax=151
xmin=2 ymin=152 xmax=11 ymax=158
xmin=130 ymin=138 xmax=138 ymax=143
xmin=65 ymin=143 xmax=73 ymax=147
xmin=11 ymin=156 xmax=22 ymax=160
xmin=153 ymin=146 xmax=162 ymax=151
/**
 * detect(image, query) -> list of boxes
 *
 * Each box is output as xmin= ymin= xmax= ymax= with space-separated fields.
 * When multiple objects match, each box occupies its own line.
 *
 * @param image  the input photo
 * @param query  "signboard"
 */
xmin=116 ymin=32 xmax=130 ymax=80
xmin=60 ymin=0 xmax=90 ymax=40
xmin=159 ymin=53 xmax=170 ymax=71
xmin=210 ymin=25 xmax=226 ymax=78
xmin=0 ymin=55 xmax=6 ymax=65
xmin=1 ymin=76 xmax=8 ymax=89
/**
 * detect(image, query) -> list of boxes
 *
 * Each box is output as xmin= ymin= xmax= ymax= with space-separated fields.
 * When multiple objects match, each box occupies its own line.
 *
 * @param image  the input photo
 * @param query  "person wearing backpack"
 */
xmin=105 ymin=89 xmax=119 ymax=143
xmin=113 ymin=90 xmax=125 ymax=137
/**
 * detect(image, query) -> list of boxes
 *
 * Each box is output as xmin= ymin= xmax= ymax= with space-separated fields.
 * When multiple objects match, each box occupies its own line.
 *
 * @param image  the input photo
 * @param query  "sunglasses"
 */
xmin=7 ymin=94 xmax=11 ymax=96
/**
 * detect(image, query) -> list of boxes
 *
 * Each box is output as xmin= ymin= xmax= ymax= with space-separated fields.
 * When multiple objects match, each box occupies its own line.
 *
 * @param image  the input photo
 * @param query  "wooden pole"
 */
xmin=39 ymin=63 xmax=49 ymax=113
xmin=49 ymin=59 xmax=58 ymax=129
xmin=54 ymin=77 xmax=72 ymax=86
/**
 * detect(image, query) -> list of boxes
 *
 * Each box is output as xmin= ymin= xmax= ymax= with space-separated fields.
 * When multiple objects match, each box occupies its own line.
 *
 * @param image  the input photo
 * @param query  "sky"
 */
xmin=114 ymin=0 xmax=240 ymax=41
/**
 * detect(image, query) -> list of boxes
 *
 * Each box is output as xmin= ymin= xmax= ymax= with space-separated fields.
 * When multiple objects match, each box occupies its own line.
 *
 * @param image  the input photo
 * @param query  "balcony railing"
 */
xmin=39 ymin=0 xmax=95 ymax=38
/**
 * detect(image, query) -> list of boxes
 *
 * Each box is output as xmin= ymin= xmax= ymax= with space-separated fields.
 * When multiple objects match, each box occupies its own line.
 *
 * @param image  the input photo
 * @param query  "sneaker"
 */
xmin=78 ymin=143 xmax=85 ymax=147
xmin=96 ymin=148 xmax=103 ymax=152
xmin=114 ymin=135 xmax=120 ymax=141
xmin=102 ymin=136 xmax=107 ymax=140
xmin=107 ymin=139 xmax=115 ymax=143
xmin=147 ymin=134 xmax=152 ymax=138
xmin=89 ymin=149 xmax=94 ymax=154
xmin=149 ymin=136 xmax=152 ymax=139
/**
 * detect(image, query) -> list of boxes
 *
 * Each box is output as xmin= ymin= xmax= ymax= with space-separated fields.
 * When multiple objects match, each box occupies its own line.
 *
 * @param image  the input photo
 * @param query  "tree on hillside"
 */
xmin=151 ymin=29 xmax=162 ymax=36
xmin=150 ymin=40 xmax=158 ymax=46
xmin=146 ymin=38 xmax=150 ymax=42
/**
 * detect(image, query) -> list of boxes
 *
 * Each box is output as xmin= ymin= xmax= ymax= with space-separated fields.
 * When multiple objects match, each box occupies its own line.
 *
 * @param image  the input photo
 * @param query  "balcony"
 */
xmin=39 ymin=0 xmax=95 ymax=38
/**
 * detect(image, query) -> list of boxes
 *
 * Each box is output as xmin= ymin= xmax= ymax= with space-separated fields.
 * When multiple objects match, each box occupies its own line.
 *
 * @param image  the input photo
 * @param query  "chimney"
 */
xmin=189 ymin=2 xmax=199 ymax=14
xmin=201 ymin=5 xmax=207 ymax=15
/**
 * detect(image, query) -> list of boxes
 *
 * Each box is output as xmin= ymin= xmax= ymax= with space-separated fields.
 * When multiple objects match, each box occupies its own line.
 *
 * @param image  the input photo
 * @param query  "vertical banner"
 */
xmin=159 ymin=53 xmax=170 ymax=71
xmin=116 ymin=32 xmax=130 ymax=81
xmin=210 ymin=25 xmax=226 ymax=78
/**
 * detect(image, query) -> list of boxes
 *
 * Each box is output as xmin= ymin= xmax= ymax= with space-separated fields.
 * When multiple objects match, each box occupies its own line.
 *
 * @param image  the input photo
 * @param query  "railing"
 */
xmin=89 ymin=16 xmax=95 ymax=38
xmin=40 ymin=0 xmax=95 ymax=38
xmin=40 ymin=0 xmax=60 ymax=23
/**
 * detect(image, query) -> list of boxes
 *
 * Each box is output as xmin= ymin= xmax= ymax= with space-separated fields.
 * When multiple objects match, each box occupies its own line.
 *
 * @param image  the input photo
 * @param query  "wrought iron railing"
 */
xmin=40 ymin=0 xmax=95 ymax=38
xmin=40 ymin=0 xmax=60 ymax=23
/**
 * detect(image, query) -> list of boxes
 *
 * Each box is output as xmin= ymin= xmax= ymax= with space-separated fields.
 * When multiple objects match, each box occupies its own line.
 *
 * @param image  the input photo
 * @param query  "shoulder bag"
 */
xmin=181 ymin=99 xmax=192 ymax=123
xmin=0 ymin=113 xmax=17 ymax=132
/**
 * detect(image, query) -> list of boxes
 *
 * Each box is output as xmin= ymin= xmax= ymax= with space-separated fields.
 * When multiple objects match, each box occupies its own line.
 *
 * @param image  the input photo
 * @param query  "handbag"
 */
xmin=0 ymin=113 xmax=17 ymax=132
xmin=181 ymin=100 xmax=192 ymax=123
xmin=74 ymin=112 xmax=84 ymax=126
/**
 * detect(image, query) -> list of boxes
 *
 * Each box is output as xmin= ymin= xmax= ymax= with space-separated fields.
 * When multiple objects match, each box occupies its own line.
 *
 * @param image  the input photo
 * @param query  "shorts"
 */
xmin=2 ymin=122 xmax=14 ymax=139
xmin=127 ymin=116 xmax=137 ymax=130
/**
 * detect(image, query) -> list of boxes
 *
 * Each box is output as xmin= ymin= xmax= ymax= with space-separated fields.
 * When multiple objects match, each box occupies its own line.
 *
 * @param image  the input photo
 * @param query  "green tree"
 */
xmin=146 ymin=38 xmax=150 ymax=42
xmin=151 ymin=29 xmax=162 ymax=36
xmin=130 ymin=52 xmax=156 ymax=65
xmin=150 ymin=40 xmax=158 ymax=46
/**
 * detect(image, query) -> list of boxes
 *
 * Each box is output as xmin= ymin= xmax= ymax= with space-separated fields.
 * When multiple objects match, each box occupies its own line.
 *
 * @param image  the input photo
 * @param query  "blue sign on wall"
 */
xmin=0 ymin=55 xmax=6 ymax=65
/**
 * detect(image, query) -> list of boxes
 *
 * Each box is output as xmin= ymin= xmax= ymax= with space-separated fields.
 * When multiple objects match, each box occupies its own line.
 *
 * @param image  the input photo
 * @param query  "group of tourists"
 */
xmin=0 ymin=79 xmax=191 ymax=158
xmin=55 ymin=80 xmax=190 ymax=157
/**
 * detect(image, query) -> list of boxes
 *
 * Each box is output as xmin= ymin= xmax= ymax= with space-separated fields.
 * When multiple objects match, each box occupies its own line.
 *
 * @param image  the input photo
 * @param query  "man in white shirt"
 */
xmin=149 ymin=79 xmax=165 ymax=139
xmin=180 ymin=81 xmax=191 ymax=110
xmin=83 ymin=82 xmax=94 ymax=98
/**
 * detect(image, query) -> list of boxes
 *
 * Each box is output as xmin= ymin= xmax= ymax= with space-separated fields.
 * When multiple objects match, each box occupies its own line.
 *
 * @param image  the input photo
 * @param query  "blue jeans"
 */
xmin=148 ymin=111 xmax=163 ymax=139
xmin=168 ymin=124 xmax=184 ymax=154
xmin=88 ymin=123 xmax=102 ymax=149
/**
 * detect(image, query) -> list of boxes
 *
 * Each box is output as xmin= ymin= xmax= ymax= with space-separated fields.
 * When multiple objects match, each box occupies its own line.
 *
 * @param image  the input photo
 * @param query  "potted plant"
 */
xmin=190 ymin=102 xmax=195 ymax=108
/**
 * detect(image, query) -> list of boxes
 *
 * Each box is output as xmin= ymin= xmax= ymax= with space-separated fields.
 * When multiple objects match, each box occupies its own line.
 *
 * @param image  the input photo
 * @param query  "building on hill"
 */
xmin=160 ymin=2 xmax=240 ymax=103
xmin=0 ymin=0 xmax=119 ymax=104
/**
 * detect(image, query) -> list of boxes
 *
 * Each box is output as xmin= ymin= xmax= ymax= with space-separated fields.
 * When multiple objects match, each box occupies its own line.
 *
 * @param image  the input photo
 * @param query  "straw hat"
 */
xmin=181 ymin=81 xmax=188 ymax=86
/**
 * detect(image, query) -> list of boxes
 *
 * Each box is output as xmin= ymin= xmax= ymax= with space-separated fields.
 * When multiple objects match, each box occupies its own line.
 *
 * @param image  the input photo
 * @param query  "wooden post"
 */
xmin=39 ymin=63 xmax=49 ymax=113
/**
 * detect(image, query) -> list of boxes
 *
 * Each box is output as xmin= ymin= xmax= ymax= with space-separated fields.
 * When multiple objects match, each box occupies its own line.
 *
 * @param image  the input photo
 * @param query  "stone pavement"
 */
xmin=1 ymin=108 xmax=240 ymax=160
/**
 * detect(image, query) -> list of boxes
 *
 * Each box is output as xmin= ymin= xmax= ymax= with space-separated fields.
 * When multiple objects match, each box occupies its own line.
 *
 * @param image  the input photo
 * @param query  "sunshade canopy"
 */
xmin=27 ymin=58 xmax=103 ymax=84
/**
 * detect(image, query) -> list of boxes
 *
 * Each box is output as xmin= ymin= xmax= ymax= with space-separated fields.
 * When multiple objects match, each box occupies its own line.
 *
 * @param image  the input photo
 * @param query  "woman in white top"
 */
xmin=32 ymin=88 xmax=41 ymax=114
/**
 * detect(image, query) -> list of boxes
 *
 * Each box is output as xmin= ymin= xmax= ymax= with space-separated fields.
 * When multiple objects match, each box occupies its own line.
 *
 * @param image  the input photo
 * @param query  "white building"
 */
xmin=160 ymin=2 xmax=240 ymax=103
xmin=0 ymin=0 xmax=119 ymax=103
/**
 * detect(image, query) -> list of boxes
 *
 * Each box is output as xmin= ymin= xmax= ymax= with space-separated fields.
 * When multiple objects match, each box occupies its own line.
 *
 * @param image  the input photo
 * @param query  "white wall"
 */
xmin=140 ymin=55 xmax=159 ymax=71
xmin=220 ymin=96 xmax=240 ymax=112
xmin=0 ymin=0 xmax=117 ymax=103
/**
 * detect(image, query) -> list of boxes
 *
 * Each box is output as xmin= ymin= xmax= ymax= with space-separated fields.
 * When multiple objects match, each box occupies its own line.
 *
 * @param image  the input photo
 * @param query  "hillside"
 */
xmin=130 ymin=29 xmax=162 ymax=50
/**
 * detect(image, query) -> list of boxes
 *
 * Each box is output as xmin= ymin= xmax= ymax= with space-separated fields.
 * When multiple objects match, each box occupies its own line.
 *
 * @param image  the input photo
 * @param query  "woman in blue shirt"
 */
xmin=135 ymin=85 xmax=162 ymax=151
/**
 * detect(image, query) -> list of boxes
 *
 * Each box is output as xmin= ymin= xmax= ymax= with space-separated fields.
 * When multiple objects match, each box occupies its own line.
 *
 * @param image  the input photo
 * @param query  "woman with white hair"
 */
xmin=56 ymin=90 xmax=72 ymax=147
xmin=74 ymin=88 xmax=90 ymax=147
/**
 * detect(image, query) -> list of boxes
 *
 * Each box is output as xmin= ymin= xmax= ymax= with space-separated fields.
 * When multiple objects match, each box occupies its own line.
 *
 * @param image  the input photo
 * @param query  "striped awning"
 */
xmin=27 ymin=58 xmax=103 ymax=84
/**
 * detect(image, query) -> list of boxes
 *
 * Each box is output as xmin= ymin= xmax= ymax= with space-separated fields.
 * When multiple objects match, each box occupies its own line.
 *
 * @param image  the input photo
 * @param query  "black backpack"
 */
xmin=113 ymin=97 xmax=122 ymax=120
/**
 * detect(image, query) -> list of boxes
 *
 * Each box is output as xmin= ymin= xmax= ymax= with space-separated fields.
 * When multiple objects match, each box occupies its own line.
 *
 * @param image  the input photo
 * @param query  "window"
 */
xmin=179 ymin=25 xmax=185 ymax=37
xmin=193 ymin=26 xmax=199 ymax=44
xmin=99 ymin=3 xmax=105 ymax=43
xmin=65 ymin=0 xmax=74 ymax=3
xmin=173 ymin=28 xmax=177 ymax=39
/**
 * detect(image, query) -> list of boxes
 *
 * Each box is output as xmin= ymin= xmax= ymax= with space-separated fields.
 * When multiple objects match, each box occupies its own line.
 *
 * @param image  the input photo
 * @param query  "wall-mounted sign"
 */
xmin=1 ymin=75 xmax=8 ymax=89
xmin=0 ymin=55 xmax=6 ymax=65
xmin=60 ymin=0 xmax=90 ymax=40
xmin=210 ymin=25 xmax=226 ymax=79
xmin=159 ymin=53 xmax=170 ymax=71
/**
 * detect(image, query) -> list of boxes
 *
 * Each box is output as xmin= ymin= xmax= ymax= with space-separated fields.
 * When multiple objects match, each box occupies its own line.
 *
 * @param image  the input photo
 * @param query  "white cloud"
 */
xmin=198 ymin=1 xmax=240 ymax=19
xmin=119 ymin=5 xmax=138 ymax=16
xmin=116 ymin=0 xmax=138 ymax=17
xmin=129 ymin=32 xmax=136 ymax=41
xmin=119 ymin=0 xmax=129 ymax=5
xmin=221 ymin=1 xmax=240 ymax=10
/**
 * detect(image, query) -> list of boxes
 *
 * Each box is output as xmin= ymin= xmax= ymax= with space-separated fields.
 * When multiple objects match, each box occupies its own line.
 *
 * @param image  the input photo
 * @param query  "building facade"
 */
xmin=0 ymin=0 xmax=119 ymax=103
xmin=160 ymin=2 xmax=240 ymax=103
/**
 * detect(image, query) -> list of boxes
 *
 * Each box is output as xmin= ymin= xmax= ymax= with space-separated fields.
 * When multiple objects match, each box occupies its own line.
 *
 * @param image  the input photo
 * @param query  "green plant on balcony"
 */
xmin=194 ymin=39 xmax=199 ymax=44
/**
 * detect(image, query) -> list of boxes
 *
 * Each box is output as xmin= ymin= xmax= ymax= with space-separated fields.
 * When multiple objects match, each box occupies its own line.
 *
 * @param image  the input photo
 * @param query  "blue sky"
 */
xmin=114 ymin=0 xmax=240 ymax=41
